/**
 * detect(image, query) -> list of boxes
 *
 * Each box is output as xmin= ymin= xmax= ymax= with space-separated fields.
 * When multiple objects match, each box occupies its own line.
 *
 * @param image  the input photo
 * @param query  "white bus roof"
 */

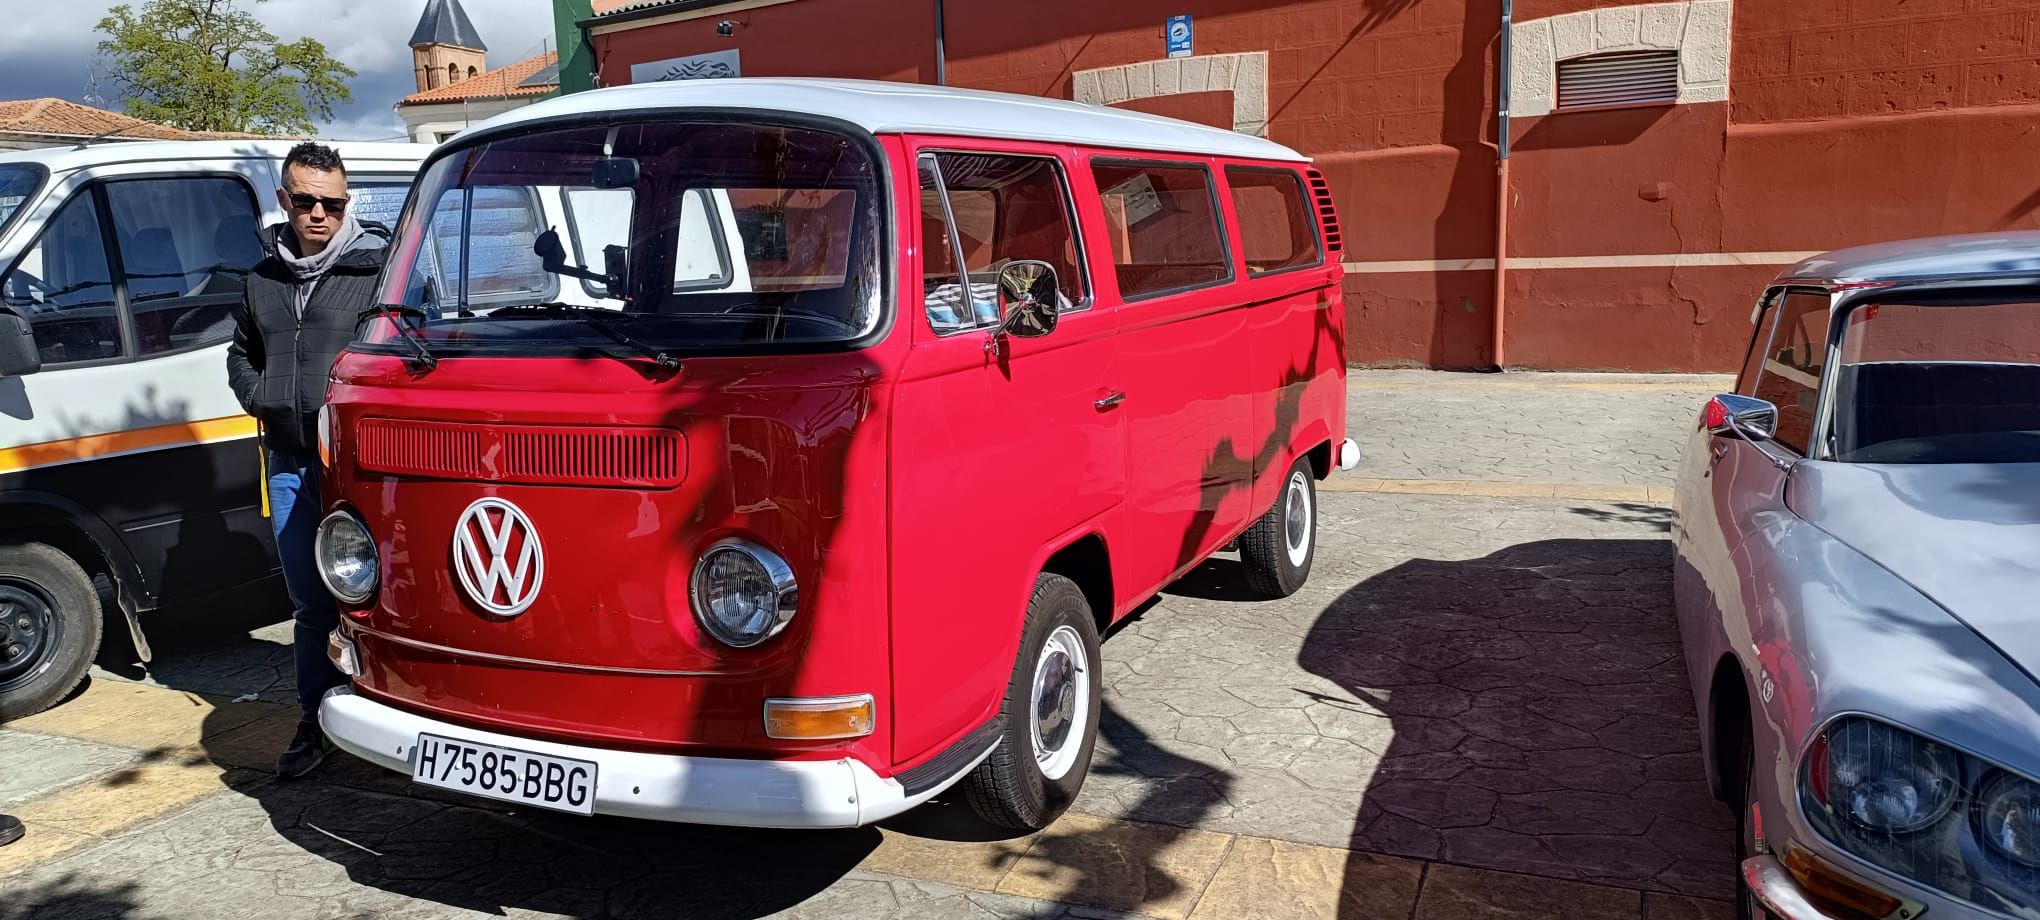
xmin=456 ymin=77 xmax=1311 ymax=164
xmin=0 ymin=139 xmax=436 ymax=175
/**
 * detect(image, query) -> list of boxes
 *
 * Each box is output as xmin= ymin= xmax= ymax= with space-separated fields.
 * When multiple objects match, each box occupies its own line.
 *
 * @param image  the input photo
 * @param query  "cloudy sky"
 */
xmin=0 ymin=0 xmax=554 ymax=139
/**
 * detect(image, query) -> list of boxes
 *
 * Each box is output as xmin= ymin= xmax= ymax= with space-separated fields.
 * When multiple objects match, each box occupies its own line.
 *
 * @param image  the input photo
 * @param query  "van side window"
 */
xmin=919 ymin=152 xmax=1087 ymax=334
xmin=103 ymin=177 xmax=263 ymax=355
xmin=2 ymin=193 xmax=121 ymax=365
xmin=1750 ymin=290 xmax=1831 ymax=454
xmin=422 ymin=186 xmax=555 ymax=307
xmin=1224 ymin=167 xmax=1322 ymax=276
xmin=1091 ymin=161 xmax=1230 ymax=299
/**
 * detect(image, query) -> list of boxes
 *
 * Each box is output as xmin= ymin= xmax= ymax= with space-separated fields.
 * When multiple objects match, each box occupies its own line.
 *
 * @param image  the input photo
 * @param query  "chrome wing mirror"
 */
xmin=1705 ymin=393 xmax=1777 ymax=440
xmin=995 ymin=260 xmax=1060 ymax=339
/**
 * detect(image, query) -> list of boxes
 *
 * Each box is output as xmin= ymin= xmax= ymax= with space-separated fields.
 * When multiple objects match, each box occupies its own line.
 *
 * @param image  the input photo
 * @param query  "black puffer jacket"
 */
xmin=225 ymin=221 xmax=391 ymax=458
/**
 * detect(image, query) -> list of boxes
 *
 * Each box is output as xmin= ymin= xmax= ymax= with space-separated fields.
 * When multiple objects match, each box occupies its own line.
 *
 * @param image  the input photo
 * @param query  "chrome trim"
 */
xmin=1742 ymin=855 xmax=1844 ymax=920
xmin=348 ymin=624 xmax=722 ymax=677
xmin=761 ymin=693 xmax=878 ymax=740
xmin=689 ymin=538 xmax=799 ymax=649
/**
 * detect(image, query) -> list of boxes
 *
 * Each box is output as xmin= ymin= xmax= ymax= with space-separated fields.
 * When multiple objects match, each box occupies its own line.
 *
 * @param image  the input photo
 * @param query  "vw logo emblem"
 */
xmin=452 ymin=498 xmax=544 ymax=616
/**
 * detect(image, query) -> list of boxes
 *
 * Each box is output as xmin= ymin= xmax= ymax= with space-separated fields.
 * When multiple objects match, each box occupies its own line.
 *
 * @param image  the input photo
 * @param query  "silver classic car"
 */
xmin=1674 ymin=232 xmax=2040 ymax=920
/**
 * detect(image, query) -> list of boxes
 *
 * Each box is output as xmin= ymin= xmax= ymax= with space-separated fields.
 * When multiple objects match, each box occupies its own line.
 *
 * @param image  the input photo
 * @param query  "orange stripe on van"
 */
xmin=0 ymin=415 xmax=259 ymax=475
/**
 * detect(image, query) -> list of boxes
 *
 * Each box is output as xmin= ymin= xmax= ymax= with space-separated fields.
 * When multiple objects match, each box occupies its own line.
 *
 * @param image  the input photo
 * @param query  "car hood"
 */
xmin=1791 ymin=461 xmax=2040 ymax=678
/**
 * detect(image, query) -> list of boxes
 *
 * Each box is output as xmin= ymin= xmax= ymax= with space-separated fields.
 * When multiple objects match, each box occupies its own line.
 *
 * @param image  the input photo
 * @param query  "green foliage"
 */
xmin=94 ymin=0 xmax=355 ymax=136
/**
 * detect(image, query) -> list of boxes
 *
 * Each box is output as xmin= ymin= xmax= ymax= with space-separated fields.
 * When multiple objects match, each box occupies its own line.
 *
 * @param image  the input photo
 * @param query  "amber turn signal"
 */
xmin=764 ymin=695 xmax=876 ymax=740
xmin=1783 ymin=847 xmax=1906 ymax=920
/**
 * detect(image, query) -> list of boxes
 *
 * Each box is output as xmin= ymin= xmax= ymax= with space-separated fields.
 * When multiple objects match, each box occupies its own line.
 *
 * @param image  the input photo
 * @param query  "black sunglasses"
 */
xmin=287 ymin=192 xmax=349 ymax=214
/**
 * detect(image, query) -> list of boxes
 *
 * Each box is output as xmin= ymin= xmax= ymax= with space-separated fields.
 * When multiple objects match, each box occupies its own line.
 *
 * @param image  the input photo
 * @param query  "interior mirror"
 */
xmin=1705 ymin=393 xmax=1778 ymax=440
xmin=0 ymin=309 xmax=40 ymax=377
xmin=995 ymin=260 xmax=1060 ymax=339
xmin=591 ymin=157 xmax=640 ymax=190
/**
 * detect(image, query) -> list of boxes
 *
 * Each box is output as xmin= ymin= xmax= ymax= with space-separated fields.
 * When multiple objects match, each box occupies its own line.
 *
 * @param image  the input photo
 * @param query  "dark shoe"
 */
xmin=277 ymin=721 xmax=332 ymax=780
xmin=0 ymin=814 xmax=23 ymax=847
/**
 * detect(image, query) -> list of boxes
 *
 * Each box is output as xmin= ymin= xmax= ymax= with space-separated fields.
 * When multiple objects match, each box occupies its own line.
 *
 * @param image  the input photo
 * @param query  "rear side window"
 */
xmin=1225 ymin=167 xmax=1321 ymax=276
xmin=1091 ymin=161 xmax=1230 ymax=299
xmin=1751 ymin=290 xmax=1831 ymax=454
xmin=103 ymin=176 xmax=263 ymax=355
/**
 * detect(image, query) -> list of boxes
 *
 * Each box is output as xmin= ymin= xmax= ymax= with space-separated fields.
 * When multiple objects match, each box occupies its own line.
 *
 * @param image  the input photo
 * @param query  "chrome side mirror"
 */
xmin=996 ymin=260 xmax=1059 ymax=339
xmin=0 ymin=308 xmax=40 ymax=377
xmin=1705 ymin=393 xmax=1778 ymax=440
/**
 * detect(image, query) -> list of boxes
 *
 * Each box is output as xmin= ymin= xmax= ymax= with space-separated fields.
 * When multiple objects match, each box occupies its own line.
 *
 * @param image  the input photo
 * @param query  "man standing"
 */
xmin=227 ymin=142 xmax=391 ymax=779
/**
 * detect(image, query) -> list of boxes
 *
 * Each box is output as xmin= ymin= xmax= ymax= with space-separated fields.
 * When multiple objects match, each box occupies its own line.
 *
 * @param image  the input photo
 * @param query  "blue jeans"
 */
xmin=268 ymin=452 xmax=346 ymax=724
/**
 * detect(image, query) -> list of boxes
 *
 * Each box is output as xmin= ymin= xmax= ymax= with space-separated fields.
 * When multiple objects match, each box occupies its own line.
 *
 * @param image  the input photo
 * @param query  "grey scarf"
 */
xmin=277 ymin=210 xmax=366 ymax=316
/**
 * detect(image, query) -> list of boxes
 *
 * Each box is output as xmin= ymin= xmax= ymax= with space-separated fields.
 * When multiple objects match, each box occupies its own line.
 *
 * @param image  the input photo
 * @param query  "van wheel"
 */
xmin=1240 ymin=456 xmax=1316 ymax=598
xmin=0 ymin=542 xmax=102 ymax=722
xmin=964 ymin=573 xmax=1102 ymax=830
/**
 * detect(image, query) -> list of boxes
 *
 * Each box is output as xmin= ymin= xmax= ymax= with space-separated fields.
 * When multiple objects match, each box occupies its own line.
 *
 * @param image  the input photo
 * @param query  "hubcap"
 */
xmin=1029 ymin=625 xmax=1091 ymax=782
xmin=1284 ymin=471 xmax=1313 ymax=567
xmin=0 ymin=578 xmax=60 ymax=690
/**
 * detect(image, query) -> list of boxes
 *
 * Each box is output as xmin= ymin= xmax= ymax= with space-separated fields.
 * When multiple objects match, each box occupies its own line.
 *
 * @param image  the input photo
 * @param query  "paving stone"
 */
xmin=0 ymin=730 xmax=138 ymax=807
xmin=1188 ymin=836 xmax=1422 ymax=920
xmin=1414 ymin=864 xmax=1642 ymax=920
xmin=997 ymin=812 xmax=1230 ymax=920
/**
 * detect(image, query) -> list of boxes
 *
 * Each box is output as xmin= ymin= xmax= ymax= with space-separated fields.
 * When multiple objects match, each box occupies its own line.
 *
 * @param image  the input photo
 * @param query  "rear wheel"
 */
xmin=964 ymin=573 xmax=1102 ymax=830
xmin=0 ymin=542 xmax=102 ymax=722
xmin=1241 ymin=456 xmax=1317 ymax=597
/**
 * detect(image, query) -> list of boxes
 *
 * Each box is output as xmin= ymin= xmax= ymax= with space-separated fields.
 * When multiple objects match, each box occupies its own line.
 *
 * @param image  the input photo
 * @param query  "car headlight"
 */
xmin=315 ymin=509 xmax=379 ymax=604
xmin=1816 ymin=717 xmax=1960 ymax=833
xmin=690 ymin=539 xmax=796 ymax=648
xmin=1980 ymin=773 xmax=2040 ymax=868
xmin=1798 ymin=716 xmax=2040 ymax=913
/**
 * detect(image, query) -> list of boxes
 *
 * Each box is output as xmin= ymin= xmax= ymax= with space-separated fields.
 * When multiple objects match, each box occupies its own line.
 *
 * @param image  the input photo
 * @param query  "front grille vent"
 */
xmin=355 ymin=418 xmax=685 ymax=488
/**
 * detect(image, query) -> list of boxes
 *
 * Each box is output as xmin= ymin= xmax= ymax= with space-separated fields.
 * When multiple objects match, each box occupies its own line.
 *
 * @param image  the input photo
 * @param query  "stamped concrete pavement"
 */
xmin=0 ymin=370 xmax=1736 ymax=920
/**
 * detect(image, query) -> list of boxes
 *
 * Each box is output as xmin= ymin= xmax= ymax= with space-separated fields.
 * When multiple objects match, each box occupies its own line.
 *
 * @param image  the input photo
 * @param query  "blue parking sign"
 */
xmin=1167 ymin=15 xmax=1192 ymax=58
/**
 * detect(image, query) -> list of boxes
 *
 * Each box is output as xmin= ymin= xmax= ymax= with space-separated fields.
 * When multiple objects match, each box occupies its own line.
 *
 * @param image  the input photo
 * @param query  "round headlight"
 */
xmin=1820 ymin=718 xmax=1960 ymax=833
xmin=316 ymin=510 xmax=379 ymax=604
xmin=1980 ymin=772 xmax=2040 ymax=867
xmin=690 ymin=540 xmax=796 ymax=648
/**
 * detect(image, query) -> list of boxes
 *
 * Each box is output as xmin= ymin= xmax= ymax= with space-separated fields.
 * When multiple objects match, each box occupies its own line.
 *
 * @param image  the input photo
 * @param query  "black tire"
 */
xmin=0 ymin=542 xmax=103 ymax=723
xmin=1732 ymin=720 xmax=1776 ymax=920
xmin=1240 ymin=455 xmax=1317 ymax=598
xmin=964 ymin=573 xmax=1103 ymax=830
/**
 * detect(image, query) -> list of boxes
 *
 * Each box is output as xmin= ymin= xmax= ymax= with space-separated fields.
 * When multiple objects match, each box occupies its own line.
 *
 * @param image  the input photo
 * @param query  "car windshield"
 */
xmin=0 ymin=165 xmax=43 ymax=238
xmin=1831 ymin=295 xmax=2040 ymax=463
xmin=372 ymin=118 xmax=884 ymax=355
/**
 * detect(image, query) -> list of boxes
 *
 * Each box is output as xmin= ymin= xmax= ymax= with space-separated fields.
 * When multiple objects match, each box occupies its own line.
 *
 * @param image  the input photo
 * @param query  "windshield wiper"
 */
xmin=488 ymin=303 xmax=679 ymax=370
xmin=371 ymin=303 xmax=437 ymax=372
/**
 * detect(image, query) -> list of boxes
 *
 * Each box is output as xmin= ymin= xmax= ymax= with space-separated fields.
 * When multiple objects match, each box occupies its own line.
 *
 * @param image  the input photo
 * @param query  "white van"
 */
xmin=0 ymin=139 xmax=432 ymax=719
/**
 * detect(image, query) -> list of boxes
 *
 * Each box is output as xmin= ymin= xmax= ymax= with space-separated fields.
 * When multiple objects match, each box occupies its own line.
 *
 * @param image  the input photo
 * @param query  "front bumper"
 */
xmin=319 ymin=686 xmax=963 ymax=828
xmin=1744 ymin=856 xmax=1843 ymax=920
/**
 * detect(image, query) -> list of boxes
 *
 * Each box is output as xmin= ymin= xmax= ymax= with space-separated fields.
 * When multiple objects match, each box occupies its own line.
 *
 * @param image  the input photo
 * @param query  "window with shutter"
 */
xmin=1556 ymin=49 xmax=1680 ymax=111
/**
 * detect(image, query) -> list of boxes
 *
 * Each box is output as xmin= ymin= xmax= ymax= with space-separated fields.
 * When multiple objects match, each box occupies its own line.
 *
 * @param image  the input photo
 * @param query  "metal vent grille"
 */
xmin=1304 ymin=168 xmax=1343 ymax=254
xmin=1557 ymin=50 xmax=1679 ymax=111
xmin=355 ymin=418 xmax=685 ymax=488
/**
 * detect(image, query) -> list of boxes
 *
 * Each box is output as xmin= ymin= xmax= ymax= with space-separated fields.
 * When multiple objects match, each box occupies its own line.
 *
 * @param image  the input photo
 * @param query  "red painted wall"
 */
xmin=588 ymin=0 xmax=2040 ymax=371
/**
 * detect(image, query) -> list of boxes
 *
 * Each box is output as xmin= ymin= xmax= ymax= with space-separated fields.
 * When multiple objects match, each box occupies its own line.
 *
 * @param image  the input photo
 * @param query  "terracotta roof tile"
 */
xmin=400 ymin=52 xmax=558 ymax=106
xmin=0 ymin=98 xmax=197 ymax=141
xmin=590 ymin=0 xmax=688 ymax=16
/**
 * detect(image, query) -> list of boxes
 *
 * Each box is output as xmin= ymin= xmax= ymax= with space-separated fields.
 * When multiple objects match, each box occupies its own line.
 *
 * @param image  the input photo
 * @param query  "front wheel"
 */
xmin=1733 ymin=720 xmax=1777 ymax=920
xmin=0 ymin=542 xmax=103 ymax=722
xmin=964 ymin=573 xmax=1102 ymax=830
xmin=1240 ymin=456 xmax=1317 ymax=598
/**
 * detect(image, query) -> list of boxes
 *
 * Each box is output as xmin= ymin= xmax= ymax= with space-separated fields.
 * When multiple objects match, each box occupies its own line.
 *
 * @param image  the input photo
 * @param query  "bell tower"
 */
xmin=410 ymin=0 xmax=488 ymax=92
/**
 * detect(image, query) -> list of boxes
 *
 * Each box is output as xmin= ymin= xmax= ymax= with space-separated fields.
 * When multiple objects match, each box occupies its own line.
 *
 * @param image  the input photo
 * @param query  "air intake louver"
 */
xmin=355 ymin=418 xmax=685 ymax=488
xmin=1304 ymin=168 xmax=1343 ymax=254
xmin=1557 ymin=50 xmax=1680 ymax=111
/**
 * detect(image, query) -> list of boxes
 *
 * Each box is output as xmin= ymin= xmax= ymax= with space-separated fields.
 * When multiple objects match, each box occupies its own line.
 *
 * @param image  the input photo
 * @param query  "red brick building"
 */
xmin=574 ymin=0 xmax=2040 ymax=371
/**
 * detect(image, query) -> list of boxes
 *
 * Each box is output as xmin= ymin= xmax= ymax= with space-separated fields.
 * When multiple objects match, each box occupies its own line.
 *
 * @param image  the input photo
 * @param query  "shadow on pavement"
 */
xmin=0 ymin=872 xmax=146 ymax=920
xmin=1300 ymin=537 xmax=1736 ymax=913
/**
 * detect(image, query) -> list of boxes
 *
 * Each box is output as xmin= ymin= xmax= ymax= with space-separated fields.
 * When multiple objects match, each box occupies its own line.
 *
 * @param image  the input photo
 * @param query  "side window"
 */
xmin=422 ymin=186 xmax=554 ymax=307
xmin=1225 ymin=167 xmax=1321 ymax=276
xmin=1735 ymin=290 xmax=1783 ymax=396
xmin=563 ymin=186 xmax=634 ymax=298
xmin=103 ymin=177 xmax=263 ymax=355
xmin=918 ymin=151 xmax=1087 ymax=334
xmin=671 ymin=188 xmax=733 ymax=290
xmin=1091 ymin=160 xmax=1230 ymax=299
xmin=347 ymin=179 xmax=413 ymax=229
xmin=1750 ymin=290 xmax=1831 ymax=454
xmin=723 ymin=187 xmax=859 ymax=292
xmin=2 ymin=192 xmax=121 ymax=365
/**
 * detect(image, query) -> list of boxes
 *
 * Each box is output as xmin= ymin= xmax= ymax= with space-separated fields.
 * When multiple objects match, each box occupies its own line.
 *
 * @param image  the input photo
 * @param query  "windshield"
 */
xmin=0 ymin=165 xmax=44 ymax=239
xmin=372 ymin=119 xmax=884 ymax=355
xmin=1831 ymin=296 xmax=2040 ymax=463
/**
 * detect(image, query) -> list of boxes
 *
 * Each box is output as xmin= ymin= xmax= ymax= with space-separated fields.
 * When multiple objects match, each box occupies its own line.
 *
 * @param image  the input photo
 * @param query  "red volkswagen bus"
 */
xmin=313 ymin=78 xmax=1357 ymax=831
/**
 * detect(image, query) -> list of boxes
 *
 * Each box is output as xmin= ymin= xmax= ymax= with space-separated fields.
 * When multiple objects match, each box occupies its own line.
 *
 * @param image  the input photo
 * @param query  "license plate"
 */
xmin=410 ymin=733 xmax=598 ymax=815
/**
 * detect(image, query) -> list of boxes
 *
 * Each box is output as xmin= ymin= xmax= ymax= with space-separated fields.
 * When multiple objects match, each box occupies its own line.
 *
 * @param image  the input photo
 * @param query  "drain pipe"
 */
xmin=934 ymin=0 xmax=948 ymax=85
xmin=1492 ymin=0 xmax=1513 ymax=370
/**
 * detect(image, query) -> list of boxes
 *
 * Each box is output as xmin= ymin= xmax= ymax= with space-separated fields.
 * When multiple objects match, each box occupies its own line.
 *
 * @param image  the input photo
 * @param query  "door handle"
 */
xmin=1711 ymin=443 xmax=1730 ymax=464
xmin=1095 ymin=391 xmax=1126 ymax=411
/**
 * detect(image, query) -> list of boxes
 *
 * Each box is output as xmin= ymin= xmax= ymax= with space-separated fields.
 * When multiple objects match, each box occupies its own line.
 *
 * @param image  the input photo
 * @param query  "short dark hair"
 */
xmin=282 ymin=141 xmax=346 ymax=182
